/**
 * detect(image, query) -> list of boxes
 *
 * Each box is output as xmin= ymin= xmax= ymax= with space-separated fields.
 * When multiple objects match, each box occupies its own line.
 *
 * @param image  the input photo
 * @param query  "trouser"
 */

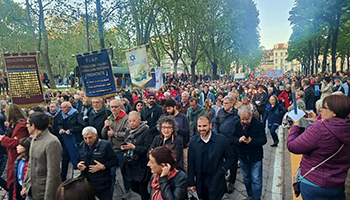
xmin=240 ymin=160 xmax=263 ymax=200
xmin=183 ymin=148 xmax=188 ymax=174
xmin=300 ymin=181 xmax=345 ymax=200
xmin=61 ymin=144 xmax=71 ymax=182
xmin=25 ymin=196 xmax=42 ymax=200
xmin=0 ymin=84 xmax=5 ymax=95
xmin=229 ymin=144 xmax=238 ymax=185
xmin=200 ymin=176 xmax=210 ymax=200
xmin=269 ymin=124 xmax=279 ymax=144
xmin=111 ymin=151 xmax=131 ymax=196
xmin=130 ymin=181 xmax=149 ymax=200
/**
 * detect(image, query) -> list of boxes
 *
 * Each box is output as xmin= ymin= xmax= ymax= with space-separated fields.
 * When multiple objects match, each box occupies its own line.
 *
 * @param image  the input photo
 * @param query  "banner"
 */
xmin=265 ymin=69 xmax=284 ymax=78
xmin=234 ymin=73 xmax=246 ymax=80
xmin=76 ymin=49 xmax=117 ymax=98
xmin=125 ymin=45 xmax=152 ymax=88
xmin=146 ymin=68 xmax=156 ymax=88
xmin=155 ymin=67 xmax=163 ymax=90
xmin=4 ymin=52 xmax=44 ymax=107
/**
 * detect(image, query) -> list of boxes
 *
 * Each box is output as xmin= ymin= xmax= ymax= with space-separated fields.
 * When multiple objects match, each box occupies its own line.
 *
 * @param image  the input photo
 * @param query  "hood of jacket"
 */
xmin=323 ymin=118 xmax=350 ymax=145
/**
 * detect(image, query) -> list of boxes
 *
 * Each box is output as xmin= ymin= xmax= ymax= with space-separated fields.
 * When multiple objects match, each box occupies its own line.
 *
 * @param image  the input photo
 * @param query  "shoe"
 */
xmin=227 ymin=183 xmax=235 ymax=193
xmin=270 ymin=143 xmax=278 ymax=147
xmin=122 ymin=190 xmax=132 ymax=200
xmin=243 ymin=197 xmax=251 ymax=200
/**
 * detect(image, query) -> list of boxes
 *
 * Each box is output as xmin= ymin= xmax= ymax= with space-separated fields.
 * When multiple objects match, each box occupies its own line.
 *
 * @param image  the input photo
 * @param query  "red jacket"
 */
xmin=1 ymin=121 xmax=28 ymax=189
xmin=278 ymin=90 xmax=293 ymax=110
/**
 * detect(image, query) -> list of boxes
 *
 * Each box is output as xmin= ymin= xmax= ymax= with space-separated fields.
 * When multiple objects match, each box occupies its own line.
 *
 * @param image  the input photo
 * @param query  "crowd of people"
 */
xmin=0 ymin=70 xmax=349 ymax=200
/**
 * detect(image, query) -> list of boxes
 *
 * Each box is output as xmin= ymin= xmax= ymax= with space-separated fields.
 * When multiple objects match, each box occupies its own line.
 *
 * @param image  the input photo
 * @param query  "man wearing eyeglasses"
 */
xmin=101 ymin=99 xmax=131 ymax=199
xmin=22 ymin=112 xmax=62 ymax=200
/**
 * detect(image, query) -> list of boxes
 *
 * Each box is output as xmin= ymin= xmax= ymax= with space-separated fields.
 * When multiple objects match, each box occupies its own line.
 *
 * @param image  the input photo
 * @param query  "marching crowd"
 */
xmin=0 ymin=70 xmax=349 ymax=200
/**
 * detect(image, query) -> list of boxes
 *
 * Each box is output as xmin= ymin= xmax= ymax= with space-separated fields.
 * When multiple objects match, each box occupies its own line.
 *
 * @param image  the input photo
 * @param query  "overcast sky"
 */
xmin=254 ymin=0 xmax=295 ymax=49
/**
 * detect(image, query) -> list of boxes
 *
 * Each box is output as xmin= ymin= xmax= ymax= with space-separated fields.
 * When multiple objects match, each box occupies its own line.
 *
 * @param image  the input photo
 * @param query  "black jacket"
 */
xmin=79 ymin=139 xmax=117 ymax=193
xmin=252 ymin=92 xmax=269 ymax=111
xmin=174 ymin=113 xmax=190 ymax=148
xmin=150 ymin=135 xmax=183 ymax=168
xmin=86 ymin=107 xmax=112 ymax=140
xmin=213 ymin=108 xmax=239 ymax=144
xmin=303 ymin=86 xmax=315 ymax=111
xmin=56 ymin=111 xmax=85 ymax=143
xmin=141 ymin=104 xmax=164 ymax=139
xmin=150 ymin=171 xmax=188 ymax=200
xmin=188 ymin=132 xmax=234 ymax=200
xmin=122 ymin=124 xmax=153 ymax=183
xmin=232 ymin=117 xmax=267 ymax=163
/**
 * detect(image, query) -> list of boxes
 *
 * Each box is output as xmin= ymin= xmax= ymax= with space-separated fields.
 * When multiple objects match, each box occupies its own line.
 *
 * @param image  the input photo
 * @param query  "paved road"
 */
xmin=0 ymin=127 xmax=290 ymax=200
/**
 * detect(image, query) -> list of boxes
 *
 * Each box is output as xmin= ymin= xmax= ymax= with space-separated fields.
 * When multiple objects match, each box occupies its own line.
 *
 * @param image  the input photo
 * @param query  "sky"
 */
xmin=254 ymin=0 xmax=295 ymax=49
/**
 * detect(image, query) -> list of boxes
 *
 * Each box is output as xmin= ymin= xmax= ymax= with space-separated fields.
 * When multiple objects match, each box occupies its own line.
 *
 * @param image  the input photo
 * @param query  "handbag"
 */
xmin=293 ymin=144 xmax=344 ymax=197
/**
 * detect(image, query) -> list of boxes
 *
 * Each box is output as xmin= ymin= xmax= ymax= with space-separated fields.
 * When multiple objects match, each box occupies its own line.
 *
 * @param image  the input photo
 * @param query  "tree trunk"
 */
xmin=39 ymin=0 xmax=56 ymax=89
xmin=181 ymin=57 xmax=189 ymax=75
xmin=315 ymin=39 xmax=320 ymax=74
xmin=96 ymin=0 xmax=105 ymax=48
xmin=173 ymin=59 xmax=178 ymax=75
xmin=322 ymin=30 xmax=332 ymax=72
xmin=190 ymin=60 xmax=196 ymax=83
xmin=347 ymin=51 xmax=350 ymax=70
xmin=340 ymin=57 xmax=344 ymax=72
xmin=331 ymin=15 xmax=341 ymax=73
xmin=236 ymin=58 xmax=239 ymax=73
xmin=212 ymin=59 xmax=218 ymax=80
xmin=309 ymin=40 xmax=314 ymax=75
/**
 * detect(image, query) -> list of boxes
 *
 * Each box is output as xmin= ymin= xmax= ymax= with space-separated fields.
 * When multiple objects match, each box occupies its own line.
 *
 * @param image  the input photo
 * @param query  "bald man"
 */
xmin=56 ymin=101 xmax=85 ymax=181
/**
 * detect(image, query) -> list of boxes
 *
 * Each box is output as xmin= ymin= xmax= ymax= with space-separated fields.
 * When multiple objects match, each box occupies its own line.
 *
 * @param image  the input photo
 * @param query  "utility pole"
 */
xmin=85 ymin=0 xmax=90 ymax=52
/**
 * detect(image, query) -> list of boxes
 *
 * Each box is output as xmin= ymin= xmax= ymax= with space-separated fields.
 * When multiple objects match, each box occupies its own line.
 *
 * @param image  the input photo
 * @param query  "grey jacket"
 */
xmin=101 ymin=111 xmax=129 ymax=152
xmin=23 ymin=129 xmax=62 ymax=200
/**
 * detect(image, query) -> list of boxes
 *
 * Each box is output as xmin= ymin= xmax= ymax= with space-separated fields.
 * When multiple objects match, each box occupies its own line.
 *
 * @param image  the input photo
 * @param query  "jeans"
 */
xmin=300 ymin=181 xmax=345 ymax=200
xmin=240 ymin=160 xmax=263 ymax=200
xmin=269 ymin=124 xmax=279 ymax=144
xmin=111 ymin=151 xmax=131 ymax=195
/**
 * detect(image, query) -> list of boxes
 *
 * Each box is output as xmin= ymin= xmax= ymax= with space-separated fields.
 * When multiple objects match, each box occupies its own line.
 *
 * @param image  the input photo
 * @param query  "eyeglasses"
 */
xmin=110 ymin=105 xmax=120 ymax=109
xmin=321 ymin=106 xmax=330 ymax=110
xmin=161 ymin=126 xmax=173 ymax=129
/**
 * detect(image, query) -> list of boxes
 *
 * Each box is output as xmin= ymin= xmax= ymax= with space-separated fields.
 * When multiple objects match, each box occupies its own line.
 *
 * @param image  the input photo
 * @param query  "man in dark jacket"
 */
xmin=252 ymin=85 xmax=269 ymax=122
xmin=188 ymin=115 xmax=234 ymax=200
xmin=187 ymin=98 xmax=206 ymax=136
xmin=233 ymin=105 xmax=267 ymax=200
xmin=213 ymin=96 xmax=239 ymax=193
xmin=86 ymin=97 xmax=112 ymax=139
xmin=57 ymin=102 xmax=85 ymax=181
xmin=141 ymin=92 xmax=164 ymax=139
xmin=78 ymin=126 xmax=117 ymax=200
xmin=302 ymin=78 xmax=315 ymax=112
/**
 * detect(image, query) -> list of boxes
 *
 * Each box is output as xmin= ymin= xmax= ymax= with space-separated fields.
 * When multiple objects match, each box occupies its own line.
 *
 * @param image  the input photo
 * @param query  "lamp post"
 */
xmin=85 ymin=0 xmax=90 ymax=52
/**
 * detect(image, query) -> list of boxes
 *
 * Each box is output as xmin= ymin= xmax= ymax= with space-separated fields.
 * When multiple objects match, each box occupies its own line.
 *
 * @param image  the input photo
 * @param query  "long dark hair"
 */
xmin=150 ymin=146 xmax=178 ymax=170
xmin=18 ymin=137 xmax=32 ymax=161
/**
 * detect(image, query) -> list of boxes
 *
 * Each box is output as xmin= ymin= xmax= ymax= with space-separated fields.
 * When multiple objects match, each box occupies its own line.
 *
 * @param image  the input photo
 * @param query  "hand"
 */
xmin=20 ymin=188 xmax=26 ymax=197
xmin=305 ymin=110 xmax=317 ymax=122
xmin=293 ymin=119 xmax=300 ymax=126
xmin=257 ymin=103 xmax=261 ymax=106
xmin=107 ymin=127 xmax=113 ymax=137
xmin=160 ymin=163 xmax=171 ymax=177
xmin=4 ymin=121 xmax=9 ymax=128
xmin=59 ymin=129 xmax=65 ymax=135
xmin=282 ymin=99 xmax=285 ymax=102
xmin=0 ymin=135 xmax=4 ymax=141
xmin=244 ymin=137 xmax=252 ymax=144
xmin=239 ymin=136 xmax=246 ymax=143
xmin=189 ymin=186 xmax=196 ymax=192
xmin=121 ymin=142 xmax=135 ymax=150
xmin=77 ymin=161 xmax=86 ymax=171
xmin=89 ymin=160 xmax=105 ymax=173
xmin=65 ymin=130 xmax=70 ymax=135
xmin=104 ymin=120 xmax=110 ymax=127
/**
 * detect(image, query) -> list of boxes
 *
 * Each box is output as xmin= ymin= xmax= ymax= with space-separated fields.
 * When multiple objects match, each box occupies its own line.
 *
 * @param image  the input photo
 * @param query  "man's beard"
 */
xmin=200 ymin=129 xmax=210 ymax=137
xmin=170 ymin=110 xmax=175 ymax=116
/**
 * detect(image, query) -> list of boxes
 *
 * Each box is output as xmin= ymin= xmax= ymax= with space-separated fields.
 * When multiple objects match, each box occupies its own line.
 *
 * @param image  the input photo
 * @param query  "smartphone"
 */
xmin=121 ymin=142 xmax=127 ymax=146
xmin=303 ymin=113 xmax=308 ymax=118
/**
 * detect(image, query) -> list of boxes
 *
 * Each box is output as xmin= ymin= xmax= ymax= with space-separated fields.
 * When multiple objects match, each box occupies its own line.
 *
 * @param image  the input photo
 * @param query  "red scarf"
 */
xmin=151 ymin=169 xmax=177 ymax=200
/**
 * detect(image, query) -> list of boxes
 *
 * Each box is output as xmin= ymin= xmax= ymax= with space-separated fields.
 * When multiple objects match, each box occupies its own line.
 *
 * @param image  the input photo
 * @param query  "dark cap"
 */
xmin=146 ymin=92 xmax=156 ymax=98
xmin=165 ymin=99 xmax=177 ymax=107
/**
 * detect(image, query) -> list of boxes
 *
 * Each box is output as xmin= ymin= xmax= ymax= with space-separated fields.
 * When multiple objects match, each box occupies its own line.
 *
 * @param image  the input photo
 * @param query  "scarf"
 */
xmin=92 ymin=106 xmax=105 ymax=115
xmin=125 ymin=121 xmax=149 ymax=141
xmin=62 ymin=107 xmax=78 ymax=119
xmin=151 ymin=169 xmax=177 ymax=200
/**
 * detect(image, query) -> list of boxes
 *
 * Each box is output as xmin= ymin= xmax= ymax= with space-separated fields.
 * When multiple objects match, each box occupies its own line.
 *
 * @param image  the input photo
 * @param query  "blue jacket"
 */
xmin=264 ymin=104 xmax=286 ymax=127
xmin=343 ymin=82 xmax=350 ymax=97
xmin=199 ymin=91 xmax=215 ymax=106
xmin=188 ymin=132 xmax=234 ymax=199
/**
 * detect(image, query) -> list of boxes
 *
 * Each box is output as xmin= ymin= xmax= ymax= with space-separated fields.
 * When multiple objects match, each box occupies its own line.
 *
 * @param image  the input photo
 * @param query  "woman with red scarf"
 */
xmin=148 ymin=146 xmax=187 ymax=200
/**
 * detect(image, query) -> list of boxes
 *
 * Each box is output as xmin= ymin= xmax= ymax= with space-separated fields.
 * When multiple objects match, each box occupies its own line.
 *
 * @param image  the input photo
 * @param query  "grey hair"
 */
xmin=181 ymin=91 xmax=189 ymax=97
xmin=82 ymin=126 xmax=98 ymax=135
xmin=238 ymin=105 xmax=253 ymax=116
xmin=50 ymin=101 xmax=60 ymax=107
xmin=0 ymin=100 xmax=7 ymax=107
xmin=295 ymin=90 xmax=305 ymax=98
xmin=222 ymin=96 xmax=234 ymax=103
xmin=164 ymin=92 xmax=170 ymax=97
xmin=156 ymin=115 xmax=179 ymax=135
xmin=267 ymin=87 xmax=273 ymax=91
xmin=315 ymin=99 xmax=323 ymax=110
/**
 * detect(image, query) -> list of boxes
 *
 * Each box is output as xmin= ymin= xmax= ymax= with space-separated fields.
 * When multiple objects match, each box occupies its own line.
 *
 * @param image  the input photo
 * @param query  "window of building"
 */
xmin=275 ymin=59 xmax=278 ymax=64
xmin=281 ymin=53 xmax=283 ymax=57
xmin=281 ymin=59 xmax=283 ymax=64
xmin=275 ymin=53 xmax=277 ymax=57
xmin=285 ymin=52 xmax=288 ymax=56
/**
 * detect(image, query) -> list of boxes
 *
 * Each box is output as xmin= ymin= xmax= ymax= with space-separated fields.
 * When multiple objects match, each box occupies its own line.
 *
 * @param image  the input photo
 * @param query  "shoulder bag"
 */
xmin=293 ymin=144 xmax=344 ymax=197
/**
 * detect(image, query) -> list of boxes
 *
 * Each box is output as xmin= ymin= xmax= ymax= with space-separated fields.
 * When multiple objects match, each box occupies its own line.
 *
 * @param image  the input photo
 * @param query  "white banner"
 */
xmin=125 ymin=45 xmax=152 ymax=88
xmin=234 ymin=73 xmax=246 ymax=80
xmin=155 ymin=67 xmax=163 ymax=90
xmin=265 ymin=69 xmax=284 ymax=78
